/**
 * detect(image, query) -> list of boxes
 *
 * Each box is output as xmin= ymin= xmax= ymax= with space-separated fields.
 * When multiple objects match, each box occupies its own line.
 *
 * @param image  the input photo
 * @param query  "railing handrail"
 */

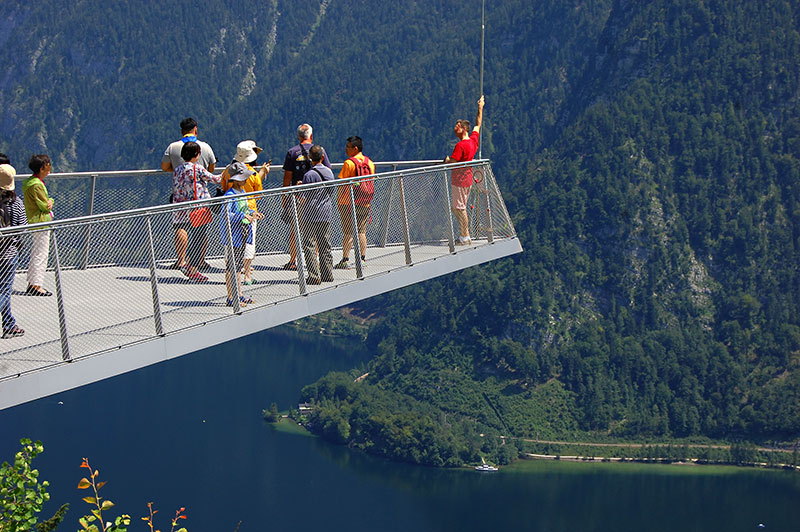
xmin=1 ymin=160 xmax=489 ymax=235
xmin=11 ymin=159 xmax=445 ymax=180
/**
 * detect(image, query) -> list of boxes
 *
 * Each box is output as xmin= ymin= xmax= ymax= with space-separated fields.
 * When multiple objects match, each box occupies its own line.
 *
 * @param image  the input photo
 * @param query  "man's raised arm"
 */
xmin=473 ymin=95 xmax=485 ymax=133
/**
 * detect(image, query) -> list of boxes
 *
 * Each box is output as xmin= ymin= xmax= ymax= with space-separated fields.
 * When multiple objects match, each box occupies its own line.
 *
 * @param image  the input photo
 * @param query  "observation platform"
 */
xmin=0 ymin=160 xmax=521 ymax=409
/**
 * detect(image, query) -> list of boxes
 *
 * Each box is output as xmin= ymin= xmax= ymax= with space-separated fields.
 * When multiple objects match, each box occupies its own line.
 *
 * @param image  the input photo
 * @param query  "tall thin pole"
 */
xmin=479 ymin=0 xmax=485 ymax=159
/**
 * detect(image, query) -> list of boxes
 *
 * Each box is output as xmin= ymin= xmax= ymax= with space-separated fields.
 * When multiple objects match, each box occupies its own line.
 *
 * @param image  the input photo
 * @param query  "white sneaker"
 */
xmin=457 ymin=236 xmax=472 ymax=246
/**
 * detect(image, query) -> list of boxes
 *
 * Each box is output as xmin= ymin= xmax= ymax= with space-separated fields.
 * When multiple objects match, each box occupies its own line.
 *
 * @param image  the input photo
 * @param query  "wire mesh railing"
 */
xmin=11 ymin=161 xmax=441 ymax=222
xmin=0 ymin=160 xmax=517 ymax=378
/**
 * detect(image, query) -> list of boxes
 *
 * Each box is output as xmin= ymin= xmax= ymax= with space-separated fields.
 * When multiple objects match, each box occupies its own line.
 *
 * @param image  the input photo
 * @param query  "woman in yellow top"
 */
xmin=220 ymin=140 xmax=269 ymax=284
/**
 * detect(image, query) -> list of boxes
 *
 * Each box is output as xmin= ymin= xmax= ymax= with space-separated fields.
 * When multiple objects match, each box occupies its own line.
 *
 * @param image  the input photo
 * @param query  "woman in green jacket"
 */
xmin=22 ymin=154 xmax=54 ymax=296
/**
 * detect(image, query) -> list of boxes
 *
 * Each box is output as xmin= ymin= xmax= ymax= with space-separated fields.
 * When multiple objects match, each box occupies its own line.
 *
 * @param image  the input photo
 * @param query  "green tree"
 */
xmin=0 ymin=439 xmax=68 ymax=532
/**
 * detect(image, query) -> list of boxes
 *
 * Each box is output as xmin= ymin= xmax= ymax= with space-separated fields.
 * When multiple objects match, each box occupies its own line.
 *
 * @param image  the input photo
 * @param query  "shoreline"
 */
xmin=522 ymin=452 xmax=800 ymax=472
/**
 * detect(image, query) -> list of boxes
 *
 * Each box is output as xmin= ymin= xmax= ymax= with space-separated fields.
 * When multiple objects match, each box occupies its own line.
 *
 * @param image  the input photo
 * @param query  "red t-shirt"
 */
xmin=450 ymin=130 xmax=480 ymax=187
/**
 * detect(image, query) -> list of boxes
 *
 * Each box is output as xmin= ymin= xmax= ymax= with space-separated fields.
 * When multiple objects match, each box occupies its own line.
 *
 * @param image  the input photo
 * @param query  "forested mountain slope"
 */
xmin=1 ymin=0 xmax=559 ymax=170
xmin=1 ymin=0 xmax=798 ymax=466
xmin=303 ymin=0 xmax=800 ymax=465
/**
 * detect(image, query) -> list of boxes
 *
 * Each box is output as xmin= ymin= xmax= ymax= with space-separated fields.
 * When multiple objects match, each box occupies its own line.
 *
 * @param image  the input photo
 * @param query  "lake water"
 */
xmin=1 ymin=327 xmax=799 ymax=532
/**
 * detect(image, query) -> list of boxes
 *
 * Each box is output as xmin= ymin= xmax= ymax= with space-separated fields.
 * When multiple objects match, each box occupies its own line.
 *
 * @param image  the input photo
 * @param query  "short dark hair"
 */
xmin=180 ymin=117 xmax=197 ymax=134
xmin=346 ymin=136 xmax=363 ymax=153
xmin=0 ymin=153 xmax=10 ymax=165
xmin=28 ymin=154 xmax=51 ymax=174
xmin=309 ymin=144 xmax=324 ymax=162
xmin=456 ymin=119 xmax=471 ymax=131
xmin=181 ymin=141 xmax=201 ymax=162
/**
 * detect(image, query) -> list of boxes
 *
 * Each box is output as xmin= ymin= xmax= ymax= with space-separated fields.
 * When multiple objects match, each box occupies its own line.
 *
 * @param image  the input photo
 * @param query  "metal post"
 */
xmin=443 ymin=171 xmax=456 ymax=253
xmin=479 ymin=0 xmax=485 ymax=160
xmin=349 ymin=185 xmax=364 ymax=279
xmin=470 ymin=185 xmax=481 ymax=240
xmin=79 ymin=174 xmax=97 ymax=270
xmin=145 ymin=215 xmax=164 ymax=334
xmin=397 ymin=175 xmax=413 ymax=265
xmin=223 ymin=200 xmax=242 ymax=313
xmin=50 ymin=229 xmax=71 ymax=361
xmin=482 ymin=164 xmax=495 ymax=243
xmin=379 ymin=175 xmax=395 ymax=248
xmin=290 ymin=192 xmax=307 ymax=295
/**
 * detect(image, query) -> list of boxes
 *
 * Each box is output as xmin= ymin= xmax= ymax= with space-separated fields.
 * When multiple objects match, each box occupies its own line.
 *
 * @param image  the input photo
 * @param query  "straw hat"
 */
xmin=0 ymin=164 xmax=16 ymax=191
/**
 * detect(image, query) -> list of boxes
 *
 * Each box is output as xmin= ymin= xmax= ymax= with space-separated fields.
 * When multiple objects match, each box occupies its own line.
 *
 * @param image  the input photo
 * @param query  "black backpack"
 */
xmin=294 ymin=144 xmax=317 ymax=185
xmin=0 ymin=193 xmax=13 ymax=228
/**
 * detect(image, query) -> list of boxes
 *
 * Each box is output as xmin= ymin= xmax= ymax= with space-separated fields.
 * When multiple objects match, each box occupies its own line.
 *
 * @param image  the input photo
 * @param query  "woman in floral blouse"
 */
xmin=172 ymin=141 xmax=220 ymax=282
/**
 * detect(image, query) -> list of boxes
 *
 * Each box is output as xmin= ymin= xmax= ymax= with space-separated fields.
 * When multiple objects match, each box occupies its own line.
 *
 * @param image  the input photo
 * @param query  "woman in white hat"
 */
xmin=220 ymin=140 xmax=269 ymax=285
xmin=0 ymin=163 xmax=27 ymax=338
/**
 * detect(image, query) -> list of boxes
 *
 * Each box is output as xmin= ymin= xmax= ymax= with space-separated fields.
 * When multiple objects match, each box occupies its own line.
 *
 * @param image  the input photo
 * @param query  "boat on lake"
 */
xmin=475 ymin=464 xmax=498 ymax=472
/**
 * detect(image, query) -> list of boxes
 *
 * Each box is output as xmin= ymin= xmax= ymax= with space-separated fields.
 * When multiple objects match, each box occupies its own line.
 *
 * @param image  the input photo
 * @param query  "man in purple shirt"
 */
xmin=280 ymin=123 xmax=331 ymax=269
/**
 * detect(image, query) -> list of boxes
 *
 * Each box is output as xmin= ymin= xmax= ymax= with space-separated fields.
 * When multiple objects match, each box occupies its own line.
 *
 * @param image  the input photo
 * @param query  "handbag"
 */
xmin=189 ymin=165 xmax=213 ymax=228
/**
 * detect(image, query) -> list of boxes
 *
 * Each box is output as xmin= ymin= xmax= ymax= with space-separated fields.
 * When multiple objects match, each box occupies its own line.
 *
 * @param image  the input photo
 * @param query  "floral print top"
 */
xmin=172 ymin=162 xmax=221 ymax=224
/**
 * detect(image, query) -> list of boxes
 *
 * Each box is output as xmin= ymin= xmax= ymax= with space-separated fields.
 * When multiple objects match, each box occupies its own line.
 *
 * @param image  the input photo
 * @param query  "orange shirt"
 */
xmin=220 ymin=163 xmax=264 ymax=212
xmin=337 ymin=153 xmax=375 ymax=205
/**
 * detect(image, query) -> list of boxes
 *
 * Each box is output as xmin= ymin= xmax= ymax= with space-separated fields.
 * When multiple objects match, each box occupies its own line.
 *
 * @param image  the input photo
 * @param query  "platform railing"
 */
xmin=12 ymin=160 xmax=441 ymax=221
xmin=0 ymin=160 xmax=517 ymax=377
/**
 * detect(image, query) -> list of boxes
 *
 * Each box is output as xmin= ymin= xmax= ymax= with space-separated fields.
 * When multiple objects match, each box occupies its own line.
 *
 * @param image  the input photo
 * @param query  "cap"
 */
xmin=227 ymin=161 xmax=256 ymax=182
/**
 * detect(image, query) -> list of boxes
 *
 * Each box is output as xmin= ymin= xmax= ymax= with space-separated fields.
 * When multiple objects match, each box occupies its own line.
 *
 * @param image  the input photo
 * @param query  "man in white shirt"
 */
xmin=161 ymin=117 xmax=217 ymax=270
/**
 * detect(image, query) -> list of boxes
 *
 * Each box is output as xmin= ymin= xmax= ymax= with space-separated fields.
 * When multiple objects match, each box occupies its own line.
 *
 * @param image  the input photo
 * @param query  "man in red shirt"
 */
xmin=445 ymin=95 xmax=485 ymax=245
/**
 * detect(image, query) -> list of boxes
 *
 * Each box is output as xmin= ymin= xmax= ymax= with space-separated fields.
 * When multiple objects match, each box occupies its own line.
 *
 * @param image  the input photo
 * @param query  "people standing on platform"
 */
xmin=221 ymin=162 xmax=263 ymax=306
xmin=220 ymin=140 xmax=269 ymax=285
xmin=0 ymin=164 xmax=26 ymax=338
xmin=22 ymin=154 xmax=54 ymax=296
xmin=171 ymin=141 xmax=220 ymax=283
xmin=444 ymin=95 xmax=484 ymax=245
xmin=334 ymin=136 xmax=375 ymax=270
xmin=300 ymin=145 xmax=335 ymax=285
xmin=162 ymin=117 xmax=217 ymax=271
xmin=281 ymin=123 xmax=331 ymax=270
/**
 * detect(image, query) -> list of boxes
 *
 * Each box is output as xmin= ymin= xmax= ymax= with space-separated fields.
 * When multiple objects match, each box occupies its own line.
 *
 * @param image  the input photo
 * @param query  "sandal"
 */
xmin=2 ymin=325 xmax=24 ymax=338
xmin=187 ymin=272 xmax=208 ymax=283
xmin=25 ymin=286 xmax=52 ymax=297
xmin=226 ymin=296 xmax=253 ymax=307
xmin=282 ymin=261 xmax=297 ymax=270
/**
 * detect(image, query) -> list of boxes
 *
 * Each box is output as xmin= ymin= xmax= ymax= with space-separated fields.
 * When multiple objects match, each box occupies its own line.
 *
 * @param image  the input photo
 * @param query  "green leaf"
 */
xmin=101 ymin=500 xmax=115 ymax=510
xmin=82 ymin=496 xmax=97 ymax=504
xmin=77 ymin=478 xmax=91 ymax=489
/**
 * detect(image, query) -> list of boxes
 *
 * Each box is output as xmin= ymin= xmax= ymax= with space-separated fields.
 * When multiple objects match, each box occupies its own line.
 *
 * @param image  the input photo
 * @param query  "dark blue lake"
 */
xmin=2 ymin=327 xmax=799 ymax=532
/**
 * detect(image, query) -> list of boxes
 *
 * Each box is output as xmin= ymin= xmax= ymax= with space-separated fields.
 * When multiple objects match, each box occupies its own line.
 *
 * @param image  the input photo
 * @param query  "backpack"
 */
xmin=349 ymin=155 xmax=374 ymax=206
xmin=294 ymin=144 xmax=314 ymax=185
xmin=0 ymin=194 xmax=13 ymax=228
xmin=0 ymin=193 xmax=18 ymax=253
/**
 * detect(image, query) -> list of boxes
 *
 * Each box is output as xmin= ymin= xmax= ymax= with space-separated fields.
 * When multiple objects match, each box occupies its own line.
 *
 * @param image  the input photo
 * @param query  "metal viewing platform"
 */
xmin=0 ymin=160 xmax=521 ymax=409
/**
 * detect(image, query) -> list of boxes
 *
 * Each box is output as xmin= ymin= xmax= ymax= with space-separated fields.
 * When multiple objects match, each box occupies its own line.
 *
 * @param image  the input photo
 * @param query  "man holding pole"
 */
xmin=445 ymin=95 xmax=484 ymax=245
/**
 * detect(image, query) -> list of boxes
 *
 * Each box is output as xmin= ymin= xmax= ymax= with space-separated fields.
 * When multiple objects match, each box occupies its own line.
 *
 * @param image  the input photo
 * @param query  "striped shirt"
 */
xmin=0 ymin=194 xmax=28 ymax=261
